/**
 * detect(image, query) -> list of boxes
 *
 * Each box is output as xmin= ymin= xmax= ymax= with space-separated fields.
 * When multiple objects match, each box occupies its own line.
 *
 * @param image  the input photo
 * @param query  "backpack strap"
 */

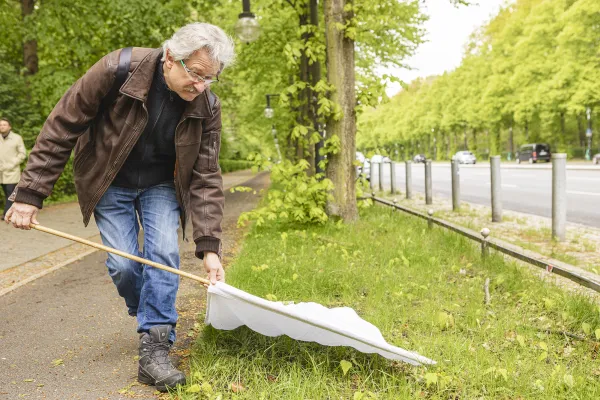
xmin=207 ymin=90 xmax=217 ymax=110
xmin=100 ymin=47 xmax=132 ymax=113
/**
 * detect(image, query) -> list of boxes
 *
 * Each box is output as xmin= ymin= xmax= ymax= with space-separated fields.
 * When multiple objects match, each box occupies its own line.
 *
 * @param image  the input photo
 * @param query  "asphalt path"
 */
xmin=0 ymin=172 xmax=269 ymax=399
xmin=371 ymin=163 xmax=600 ymax=228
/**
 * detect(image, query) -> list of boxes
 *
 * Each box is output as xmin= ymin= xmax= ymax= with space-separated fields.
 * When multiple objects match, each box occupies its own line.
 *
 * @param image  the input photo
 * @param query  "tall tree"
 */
xmin=21 ymin=0 xmax=38 ymax=75
xmin=324 ymin=0 xmax=357 ymax=221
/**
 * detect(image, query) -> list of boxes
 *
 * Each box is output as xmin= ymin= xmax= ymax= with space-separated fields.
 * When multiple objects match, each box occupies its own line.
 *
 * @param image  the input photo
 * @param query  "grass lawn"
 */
xmin=173 ymin=206 xmax=600 ymax=399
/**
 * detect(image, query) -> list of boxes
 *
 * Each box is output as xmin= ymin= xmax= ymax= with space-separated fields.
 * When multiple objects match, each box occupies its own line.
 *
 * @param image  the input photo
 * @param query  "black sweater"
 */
xmin=113 ymin=57 xmax=186 ymax=189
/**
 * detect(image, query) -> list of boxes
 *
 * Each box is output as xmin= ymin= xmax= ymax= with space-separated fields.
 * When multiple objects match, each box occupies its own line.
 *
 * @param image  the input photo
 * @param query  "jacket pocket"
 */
xmin=73 ymin=142 xmax=94 ymax=171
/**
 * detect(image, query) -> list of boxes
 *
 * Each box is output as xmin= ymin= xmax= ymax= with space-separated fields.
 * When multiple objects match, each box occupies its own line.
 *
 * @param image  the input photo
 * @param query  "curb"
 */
xmin=0 ymin=248 xmax=98 ymax=297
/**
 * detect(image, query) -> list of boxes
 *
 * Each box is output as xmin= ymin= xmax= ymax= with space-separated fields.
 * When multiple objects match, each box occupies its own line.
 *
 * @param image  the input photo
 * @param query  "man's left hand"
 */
xmin=203 ymin=251 xmax=224 ymax=284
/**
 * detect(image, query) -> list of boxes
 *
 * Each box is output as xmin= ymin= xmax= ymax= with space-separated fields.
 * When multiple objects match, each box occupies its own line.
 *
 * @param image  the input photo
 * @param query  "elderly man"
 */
xmin=5 ymin=23 xmax=234 ymax=391
xmin=0 ymin=118 xmax=26 ymax=219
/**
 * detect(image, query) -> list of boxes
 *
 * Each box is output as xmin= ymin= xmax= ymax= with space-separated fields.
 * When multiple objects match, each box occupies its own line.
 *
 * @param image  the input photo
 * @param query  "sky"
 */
xmin=384 ymin=0 xmax=512 ymax=97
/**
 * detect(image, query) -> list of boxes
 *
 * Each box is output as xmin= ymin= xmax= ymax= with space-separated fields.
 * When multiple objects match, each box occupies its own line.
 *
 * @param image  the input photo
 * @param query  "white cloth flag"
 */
xmin=205 ymin=282 xmax=436 ymax=366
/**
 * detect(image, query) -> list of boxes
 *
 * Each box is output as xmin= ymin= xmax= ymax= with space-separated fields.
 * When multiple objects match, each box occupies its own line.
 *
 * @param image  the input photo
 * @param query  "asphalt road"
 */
xmin=371 ymin=163 xmax=600 ymax=228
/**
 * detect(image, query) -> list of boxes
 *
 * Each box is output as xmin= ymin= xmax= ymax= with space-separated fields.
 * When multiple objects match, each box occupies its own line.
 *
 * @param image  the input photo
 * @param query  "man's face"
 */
xmin=0 ymin=120 xmax=10 ymax=134
xmin=163 ymin=49 xmax=220 ymax=102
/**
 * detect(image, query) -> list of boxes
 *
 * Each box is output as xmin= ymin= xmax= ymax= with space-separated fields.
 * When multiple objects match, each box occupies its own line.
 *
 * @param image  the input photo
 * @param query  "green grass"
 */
xmin=175 ymin=206 xmax=600 ymax=399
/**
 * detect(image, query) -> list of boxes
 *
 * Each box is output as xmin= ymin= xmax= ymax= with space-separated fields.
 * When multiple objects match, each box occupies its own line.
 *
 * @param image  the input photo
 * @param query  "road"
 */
xmin=371 ymin=163 xmax=600 ymax=228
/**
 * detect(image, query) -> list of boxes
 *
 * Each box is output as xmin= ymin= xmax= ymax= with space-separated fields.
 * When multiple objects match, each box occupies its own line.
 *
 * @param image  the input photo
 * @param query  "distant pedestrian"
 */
xmin=0 ymin=118 xmax=26 ymax=219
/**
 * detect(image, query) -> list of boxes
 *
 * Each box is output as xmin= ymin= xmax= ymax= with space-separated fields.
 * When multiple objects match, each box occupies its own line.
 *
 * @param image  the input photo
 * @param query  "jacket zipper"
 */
xmin=211 ymin=135 xmax=218 ymax=170
xmin=174 ymin=117 xmax=188 ymax=237
xmin=83 ymin=100 xmax=149 ymax=223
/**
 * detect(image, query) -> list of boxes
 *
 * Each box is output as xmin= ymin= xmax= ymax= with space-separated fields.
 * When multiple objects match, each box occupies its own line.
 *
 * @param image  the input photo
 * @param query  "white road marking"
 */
xmin=568 ymin=177 xmax=600 ymax=182
xmin=485 ymin=183 xmax=518 ymax=188
xmin=567 ymin=191 xmax=600 ymax=196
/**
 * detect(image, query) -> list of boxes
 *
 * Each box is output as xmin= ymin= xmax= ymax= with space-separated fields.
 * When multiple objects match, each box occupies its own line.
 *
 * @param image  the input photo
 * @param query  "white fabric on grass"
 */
xmin=205 ymin=282 xmax=436 ymax=366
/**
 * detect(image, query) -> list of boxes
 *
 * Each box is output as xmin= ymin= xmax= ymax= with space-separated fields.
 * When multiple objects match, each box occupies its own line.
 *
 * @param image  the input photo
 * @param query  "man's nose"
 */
xmin=193 ymin=81 xmax=207 ymax=93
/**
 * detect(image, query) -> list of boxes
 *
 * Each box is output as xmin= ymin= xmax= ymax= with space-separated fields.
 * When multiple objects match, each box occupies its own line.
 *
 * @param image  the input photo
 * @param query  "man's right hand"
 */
xmin=5 ymin=202 xmax=40 ymax=230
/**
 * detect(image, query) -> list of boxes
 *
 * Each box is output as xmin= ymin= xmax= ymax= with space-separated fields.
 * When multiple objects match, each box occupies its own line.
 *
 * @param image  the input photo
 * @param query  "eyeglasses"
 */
xmin=180 ymin=60 xmax=219 ymax=85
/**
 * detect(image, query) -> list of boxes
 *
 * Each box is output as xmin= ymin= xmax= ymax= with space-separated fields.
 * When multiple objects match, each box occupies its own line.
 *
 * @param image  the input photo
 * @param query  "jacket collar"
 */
xmin=119 ymin=48 xmax=214 ymax=119
xmin=1 ymin=131 xmax=12 ymax=140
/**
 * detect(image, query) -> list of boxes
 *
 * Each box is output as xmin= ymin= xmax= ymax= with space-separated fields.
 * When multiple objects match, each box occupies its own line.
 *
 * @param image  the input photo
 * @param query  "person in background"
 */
xmin=0 ymin=118 xmax=26 ymax=220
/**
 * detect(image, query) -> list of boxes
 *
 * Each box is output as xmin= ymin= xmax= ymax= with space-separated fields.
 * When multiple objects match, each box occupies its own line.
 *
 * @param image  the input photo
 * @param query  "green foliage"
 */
xmin=1 ymin=0 xmax=190 ymax=147
xmin=238 ymin=155 xmax=334 ymax=228
xmin=180 ymin=206 xmax=600 ymax=399
xmin=219 ymin=159 xmax=253 ymax=173
xmin=2 ymin=0 xmax=427 ymax=203
xmin=358 ymin=0 xmax=600 ymax=159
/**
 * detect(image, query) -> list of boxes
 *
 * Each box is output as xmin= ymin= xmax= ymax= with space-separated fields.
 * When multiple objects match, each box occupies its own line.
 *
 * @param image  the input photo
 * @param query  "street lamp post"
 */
xmin=265 ymin=94 xmax=282 ymax=162
xmin=235 ymin=0 xmax=260 ymax=43
xmin=586 ymin=107 xmax=593 ymax=161
xmin=432 ymin=128 xmax=436 ymax=161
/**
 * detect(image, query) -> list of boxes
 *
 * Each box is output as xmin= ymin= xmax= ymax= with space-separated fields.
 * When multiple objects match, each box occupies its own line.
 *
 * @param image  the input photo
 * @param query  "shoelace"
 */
xmin=143 ymin=341 xmax=176 ymax=369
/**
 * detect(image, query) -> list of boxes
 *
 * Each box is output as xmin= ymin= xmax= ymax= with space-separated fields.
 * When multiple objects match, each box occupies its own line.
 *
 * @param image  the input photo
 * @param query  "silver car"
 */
xmin=453 ymin=151 xmax=477 ymax=164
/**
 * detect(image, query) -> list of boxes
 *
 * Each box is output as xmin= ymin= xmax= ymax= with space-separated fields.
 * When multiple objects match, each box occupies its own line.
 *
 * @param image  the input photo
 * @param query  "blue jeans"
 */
xmin=94 ymin=182 xmax=180 ymax=343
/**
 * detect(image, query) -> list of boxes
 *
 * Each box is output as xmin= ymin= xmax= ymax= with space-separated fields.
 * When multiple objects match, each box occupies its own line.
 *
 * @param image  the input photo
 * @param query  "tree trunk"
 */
xmin=559 ymin=112 xmax=566 ymax=151
xmin=310 ymin=0 xmax=325 ymax=175
xmin=22 ymin=0 xmax=38 ymax=75
xmin=299 ymin=11 xmax=311 ymax=170
xmin=463 ymin=125 xmax=468 ymax=150
xmin=508 ymin=123 xmax=514 ymax=156
xmin=577 ymin=115 xmax=585 ymax=147
xmin=324 ymin=0 xmax=357 ymax=221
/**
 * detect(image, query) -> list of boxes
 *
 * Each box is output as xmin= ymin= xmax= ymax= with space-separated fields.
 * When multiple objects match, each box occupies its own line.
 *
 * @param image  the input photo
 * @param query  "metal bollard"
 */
xmin=425 ymin=160 xmax=432 ymax=205
xmin=481 ymin=228 xmax=490 ymax=259
xmin=405 ymin=161 xmax=412 ymax=200
xmin=451 ymin=159 xmax=460 ymax=211
xmin=390 ymin=162 xmax=396 ymax=194
xmin=379 ymin=162 xmax=384 ymax=192
xmin=552 ymin=154 xmax=567 ymax=241
xmin=370 ymin=163 xmax=377 ymax=192
xmin=490 ymin=156 xmax=502 ymax=222
xmin=427 ymin=209 xmax=434 ymax=229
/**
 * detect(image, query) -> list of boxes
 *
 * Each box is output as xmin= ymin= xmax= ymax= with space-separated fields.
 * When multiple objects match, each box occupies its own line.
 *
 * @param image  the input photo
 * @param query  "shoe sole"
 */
xmin=138 ymin=366 xmax=185 ymax=392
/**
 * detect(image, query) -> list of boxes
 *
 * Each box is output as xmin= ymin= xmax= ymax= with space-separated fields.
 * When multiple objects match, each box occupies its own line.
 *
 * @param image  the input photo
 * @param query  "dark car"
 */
xmin=413 ymin=154 xmax=426 ymax=163
xmin=516 ymin=143 xmax=551 ymax=164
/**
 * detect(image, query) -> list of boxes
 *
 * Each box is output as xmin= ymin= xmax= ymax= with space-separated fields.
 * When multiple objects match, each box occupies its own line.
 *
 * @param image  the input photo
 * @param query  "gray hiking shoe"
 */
xmin=138 ymin=325 xmax=186 ymax=392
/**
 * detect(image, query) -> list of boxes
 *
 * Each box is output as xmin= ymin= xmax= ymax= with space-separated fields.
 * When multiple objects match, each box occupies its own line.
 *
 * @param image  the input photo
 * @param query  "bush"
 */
xmin=220 ymin=159 xmax=253 ymax=173
xmin=237 ymin=156 xmax=334 ymax=228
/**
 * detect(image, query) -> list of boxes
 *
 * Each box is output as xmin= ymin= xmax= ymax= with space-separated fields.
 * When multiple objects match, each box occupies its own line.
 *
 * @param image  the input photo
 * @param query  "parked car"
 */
xmin=593 ymin=153 xmax=600 ymax=165
xmin=370 ymin=154 xmax=391 ymax=164
xmin=453 ymin=151 xmax=477 ymax=164
xmin=516 ymin=143 xmax=551 ymax=163
xmin=356 ymin=151 xmax=371 ymax=180
xmin=413 ymin=154 xmax=426 ymax=163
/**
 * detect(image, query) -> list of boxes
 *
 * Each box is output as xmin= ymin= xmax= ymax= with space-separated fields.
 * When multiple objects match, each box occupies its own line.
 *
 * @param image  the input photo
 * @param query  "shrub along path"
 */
xmin=177 ymin=205 xmax=600 ymax=399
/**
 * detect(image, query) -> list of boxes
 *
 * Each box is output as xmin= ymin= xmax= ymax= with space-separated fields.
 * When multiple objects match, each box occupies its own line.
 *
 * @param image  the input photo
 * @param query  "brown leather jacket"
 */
xmin=12 ymin=48 xmax=224 ymax=258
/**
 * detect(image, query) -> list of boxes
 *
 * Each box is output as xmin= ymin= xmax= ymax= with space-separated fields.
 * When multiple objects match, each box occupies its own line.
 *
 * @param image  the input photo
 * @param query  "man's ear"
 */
xmin=164 ymin=50 xmax=175 ymax=69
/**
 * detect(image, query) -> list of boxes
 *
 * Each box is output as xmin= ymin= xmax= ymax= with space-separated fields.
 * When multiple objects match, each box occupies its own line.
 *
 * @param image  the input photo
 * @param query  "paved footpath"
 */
xmin=0 ymin=170 xmax=269 ymax=399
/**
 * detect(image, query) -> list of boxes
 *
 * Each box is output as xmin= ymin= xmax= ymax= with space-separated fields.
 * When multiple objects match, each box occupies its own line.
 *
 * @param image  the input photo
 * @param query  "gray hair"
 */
xmin=162 ymin=23 xmax=235 ymax=70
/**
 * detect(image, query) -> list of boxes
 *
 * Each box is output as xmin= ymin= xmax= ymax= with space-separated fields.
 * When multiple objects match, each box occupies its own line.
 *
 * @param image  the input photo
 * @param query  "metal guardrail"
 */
xmin=363 ymin=195 xmax=600 ymax=293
